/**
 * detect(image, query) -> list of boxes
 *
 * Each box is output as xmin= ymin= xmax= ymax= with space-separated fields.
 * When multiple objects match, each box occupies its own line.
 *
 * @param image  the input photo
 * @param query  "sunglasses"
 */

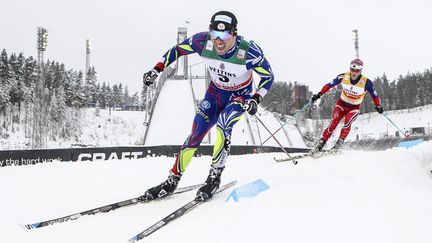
xmin=209 ymin=30 xmax=233 ymax=41
xmin=350 ymin=68 xmax=361 ymax=73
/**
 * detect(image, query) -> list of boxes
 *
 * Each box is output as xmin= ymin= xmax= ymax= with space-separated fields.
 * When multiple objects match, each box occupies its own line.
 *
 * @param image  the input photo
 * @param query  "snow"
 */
xmin=145 ymin=79 xmax=196 ymax=145
xmin=250 ymin=110 xmax=307 ymax=148
xmin=0 ymin=108 xmax=147 ymax=149
xmin=21 ymin=75 xmax=432 ymax=150
xmin=299 ymin=104 xmax=432 ymax=147
xmin=351 ymin=104 xmax=432 ymax=140
xmin=77 ymin=109 xmax=147 ymax=147
xmin=1 ymin=141 xmax=432 ymax=243
xmin=145 ymin=78 xmax=306 ymax=147
xmin=191 ymin=78 xmax=207 ymax=99
xmin=2 ymin=74 xmax=432 ymax=243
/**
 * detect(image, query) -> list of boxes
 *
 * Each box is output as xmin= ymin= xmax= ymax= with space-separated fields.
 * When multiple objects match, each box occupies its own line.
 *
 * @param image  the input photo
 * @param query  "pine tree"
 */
xmin=261 ymin=81 xmax=293 ymax=116
xmin=0 ymin=48 xmax=137 ymax=148
xmin=389 ymin=80 xmax=397 ymax=110
xmin=406 ymin=72 xmax=418 ymax=108
xmin=381 ymin=74 xmax=391 ymax=110
xmin=49 ymin=85 xmax=67 ymax=140
xmin=395 ymin=75 xmax=406 ymax=109
xmin=130 ymin=92 xmax=140 ymax=105
xmin=425 ymin=68 xmax=432 ymax=104
xmin=94 ymin=83 xmax=101 ymax=107
xmin=100 ymin=82 xmax=108 ymax=108
xmin=123 ymin=86 xmax=131 ymax=106
xmin=9 ymin=53 xmax=25 ymax=105
xmin=112 ymin=84 xmax=122 ymax=109
xmin=416 ymin=72 xmax=426 ymax=106
xmin=117 ymin=83 xmax=124 ymax=107
xmin=44 ymin=61 xmax=55 ymax=97
xmin=106 ymin=84 xmax=114 ymax=109
xmin=0 ymin=49 xmax=12 ymax=109
xmin=84 ymin=66 xmax=98 ymax=106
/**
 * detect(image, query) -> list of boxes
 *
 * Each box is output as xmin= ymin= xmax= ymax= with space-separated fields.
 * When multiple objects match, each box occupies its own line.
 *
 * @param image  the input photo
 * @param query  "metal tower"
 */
xmin=32 ymin=27 xmax=48 ymax=149
xmin=84 ymin=39 xmax=91 ymax=83
xmin=175 ymin=27 xmax=188 ymax=78
xmin=352 ymin=29 xmax=359 ymax=59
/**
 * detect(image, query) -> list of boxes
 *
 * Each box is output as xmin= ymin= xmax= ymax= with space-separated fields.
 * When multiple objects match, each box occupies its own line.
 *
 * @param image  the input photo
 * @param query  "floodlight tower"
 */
xmin=85 ymin=39 xmax=91 ymax=84
xmin=352 ymin=29 xmax=359 ymax=59
xmin=32 ymin=27 xmax=48 ymax=149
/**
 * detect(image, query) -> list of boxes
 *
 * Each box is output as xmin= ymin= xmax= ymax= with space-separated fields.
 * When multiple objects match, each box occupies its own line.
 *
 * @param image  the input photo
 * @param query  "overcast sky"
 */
xmin=1 ymin=0 xmax=431 ymax=94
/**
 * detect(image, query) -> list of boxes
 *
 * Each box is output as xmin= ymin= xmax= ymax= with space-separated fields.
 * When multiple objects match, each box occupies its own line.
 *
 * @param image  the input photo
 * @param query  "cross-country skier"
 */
xmin=138 ymin=11 xmax=274 ymax=201
xmin=311 ymin=59 xmax=383 ymax=151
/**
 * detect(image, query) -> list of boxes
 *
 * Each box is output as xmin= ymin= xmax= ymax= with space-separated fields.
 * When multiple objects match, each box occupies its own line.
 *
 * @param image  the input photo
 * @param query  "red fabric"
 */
xmin=372 ymin=96 xmax=381 ymax=107
xmin=214 ymin=74 xmax=253 ymax=91
xmin=321 ymin=99 xmax=360 ymax=142
xmin=154 ymin=62 xmax=165 ymax=73
xmin=319 ymin=84 xmax=332 ymax=95
xmin=171 ymin=155 xmax=181 ymax=175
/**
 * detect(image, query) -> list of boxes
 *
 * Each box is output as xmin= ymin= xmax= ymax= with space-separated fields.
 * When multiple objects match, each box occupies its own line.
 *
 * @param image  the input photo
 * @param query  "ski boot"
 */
xmin=309 ymin=140 xmax=326 ymax=158
xmin=315 ymin=140 xmax=326 ymax=152
xmin=332 ymin=138 xmax=344 ymax=150
xmin=138 ymin=171 xmax=181 ymax=201
xmin=195 ymin=166 xmax=224 ymax=201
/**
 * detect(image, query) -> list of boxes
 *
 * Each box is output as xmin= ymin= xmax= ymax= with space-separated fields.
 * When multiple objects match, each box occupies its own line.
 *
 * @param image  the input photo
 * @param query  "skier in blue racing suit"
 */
xmin=139 ymin=10 xmax=274 ymax=201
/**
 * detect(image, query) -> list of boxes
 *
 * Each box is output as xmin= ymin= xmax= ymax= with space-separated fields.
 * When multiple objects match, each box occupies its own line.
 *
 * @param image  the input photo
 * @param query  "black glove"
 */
xmin=143 ymin=69 xmax=159 ymax=86
xmin=246 ymin=93 xmax=263 ymax=116
xmin=311 ymin=92 xmax=322 ymax=103
xmin=375 ymin=105 xmax=384 ymax=114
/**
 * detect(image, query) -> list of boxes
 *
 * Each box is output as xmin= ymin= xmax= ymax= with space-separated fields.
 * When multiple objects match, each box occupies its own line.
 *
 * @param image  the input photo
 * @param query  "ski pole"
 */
xmin=260 ymin=101 xmax=311 ymax=146
xmin=254 ymin=114 xmax=298 ymax=164
xmin=143 ymin=86 xmax=150 ymax=126
xmin=382 ymin=113 xmax=407 ymax=138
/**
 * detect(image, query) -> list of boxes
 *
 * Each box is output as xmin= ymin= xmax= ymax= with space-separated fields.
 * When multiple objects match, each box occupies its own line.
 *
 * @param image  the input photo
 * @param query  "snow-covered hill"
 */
xmin=1 ymin=79 xmax=307 ymax=149
xmin=0 ymin=108 xmax=147 ymax=150
xmin=1 ymin=141 xmax=431 ymax=243
xmin=2 ymin=79 xmax=432 ymax=243
xmin=353 ymin=104 xmax=432 ymax=139
xmin=3 ymin=75 xmax=431 ymax=151
xmin=299 ymin=104 xmax=432 ymax=146
xmin=146 ymin=78 xmax=306 ymax=148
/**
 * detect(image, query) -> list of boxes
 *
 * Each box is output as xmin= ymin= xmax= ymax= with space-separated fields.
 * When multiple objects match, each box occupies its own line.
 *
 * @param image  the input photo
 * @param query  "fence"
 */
xmin=0 ymin=145 xmax=310 ymax=167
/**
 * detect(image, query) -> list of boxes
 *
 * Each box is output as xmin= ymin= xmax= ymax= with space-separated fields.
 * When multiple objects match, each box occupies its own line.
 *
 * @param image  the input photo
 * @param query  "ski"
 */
xmin=128 ymin=180 xmax=237 ymax=242
xmin=24 ymin=183 xmax=203 ymax=230
xmin=274 ymin=149 xmax=342 ymax=163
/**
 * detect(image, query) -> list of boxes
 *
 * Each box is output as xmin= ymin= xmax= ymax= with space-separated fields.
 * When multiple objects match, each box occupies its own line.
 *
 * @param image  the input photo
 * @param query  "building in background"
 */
xmin=291 ymin=82 xmax=312 ymax=110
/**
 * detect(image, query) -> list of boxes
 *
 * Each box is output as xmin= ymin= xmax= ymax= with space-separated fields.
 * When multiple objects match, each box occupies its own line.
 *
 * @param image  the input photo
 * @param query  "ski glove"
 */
xmin=311 ymin=92 xmax=322 ymax=103
xmin=375 ymin=105 xmax=384 ymax=114
xmin=246 ymin=93 xmax=263 ymax=116
xmin=143 ymin=69 xmax=159 ymax=86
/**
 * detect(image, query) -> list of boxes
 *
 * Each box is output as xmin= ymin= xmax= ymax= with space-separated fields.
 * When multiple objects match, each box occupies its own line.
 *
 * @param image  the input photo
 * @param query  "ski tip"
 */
xmin=128 ymin=236 xmax=139 ymax=242
xmin=22 ymin=223 xmax=40 ymax=230
xmin=20 ymin=224 xmax=32 ymax=230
